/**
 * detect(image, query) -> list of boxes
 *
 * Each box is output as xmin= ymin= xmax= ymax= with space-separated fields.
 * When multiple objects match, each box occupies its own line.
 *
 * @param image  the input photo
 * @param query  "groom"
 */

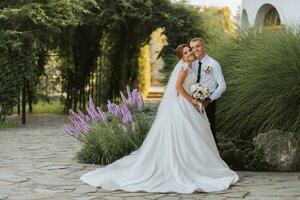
xmin=190 ymin=38 xmax=226 ymax=145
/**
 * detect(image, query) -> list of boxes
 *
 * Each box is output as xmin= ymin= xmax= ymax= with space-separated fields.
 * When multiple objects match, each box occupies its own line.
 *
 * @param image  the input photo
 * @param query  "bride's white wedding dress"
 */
xmin=80 ymin=60 xmax=239 ymax=194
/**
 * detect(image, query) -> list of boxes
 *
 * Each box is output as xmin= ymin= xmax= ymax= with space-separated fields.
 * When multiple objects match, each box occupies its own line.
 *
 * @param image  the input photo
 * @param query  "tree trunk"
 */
xmin=22 ymin=79 xmax=26 ymax=124
xmin=0 ymin=106 xmax=4 ymax=123
xmin=90 ymin=71 xmax=94 ymax=101
xmin=17 ymin=94 xmax=21 ymax=115
xmin=27 ymin=82 xmax=33 ymax=113
xmin=74 ymin=89 xmax=78 ymax=111
xmin=82 ymin=85 xmax=86 ymax=110
xmin=2 ymin=107 xmax=6 ymax=122
xmin=94 ymin=69 xmax=98 ymax=105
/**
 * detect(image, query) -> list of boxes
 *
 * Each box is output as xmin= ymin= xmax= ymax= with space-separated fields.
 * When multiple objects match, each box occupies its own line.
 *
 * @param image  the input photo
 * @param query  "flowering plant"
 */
xmin=61 ymin=86 xmax=150 ymax=164
xmin=62 ymin=86 xmax=147 ymax=143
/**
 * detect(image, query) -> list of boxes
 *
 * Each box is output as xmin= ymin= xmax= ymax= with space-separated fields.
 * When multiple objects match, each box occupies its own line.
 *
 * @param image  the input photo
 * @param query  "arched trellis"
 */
xmin=60 ymin=1 xmax=208 ymax=112
xmin=0 ymin=0 xmax=209 ymax=124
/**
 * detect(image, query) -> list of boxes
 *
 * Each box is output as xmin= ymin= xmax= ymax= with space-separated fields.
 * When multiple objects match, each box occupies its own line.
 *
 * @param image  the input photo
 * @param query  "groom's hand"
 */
xmin=203 ymin=101 xmax=209 ymax=108
xmin=203 ymin=98 xmax=211 ymax=108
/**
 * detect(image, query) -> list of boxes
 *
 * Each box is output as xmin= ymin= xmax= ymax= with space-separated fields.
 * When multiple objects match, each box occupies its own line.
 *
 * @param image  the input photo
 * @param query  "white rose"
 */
xmin=190 ymin=85 xmax=197 ymax=93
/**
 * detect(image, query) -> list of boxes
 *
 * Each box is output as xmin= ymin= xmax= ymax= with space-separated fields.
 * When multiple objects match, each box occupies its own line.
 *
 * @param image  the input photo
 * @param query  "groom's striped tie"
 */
xmin=197 ymin=61 xmax=202 ymax=83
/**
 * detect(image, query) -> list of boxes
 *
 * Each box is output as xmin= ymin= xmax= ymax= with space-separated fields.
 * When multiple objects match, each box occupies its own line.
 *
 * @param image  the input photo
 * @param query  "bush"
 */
xmin=62 ymin=87 xmax=151 ymax=165
xmin=76 ymin=112 xmax=148 ymax=164
xmin=0 ymin=118 xmax=19 ymax=129
xmin=0 ymin=31 xmax=29 ymax=123
xmin=210 ymin=29 xmax=300 ymax=140
xmin=218 ymin=138 xmax=273 ymax=171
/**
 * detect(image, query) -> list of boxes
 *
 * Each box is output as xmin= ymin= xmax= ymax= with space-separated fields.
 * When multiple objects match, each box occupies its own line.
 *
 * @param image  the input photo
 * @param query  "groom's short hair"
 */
xmin=190 ymin=38 xmax=205 ymax=46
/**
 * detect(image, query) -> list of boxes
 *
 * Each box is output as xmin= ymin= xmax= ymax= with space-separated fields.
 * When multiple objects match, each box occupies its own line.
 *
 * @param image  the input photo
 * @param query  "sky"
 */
xmin=177 ymin=0 xmax=242 ymax=16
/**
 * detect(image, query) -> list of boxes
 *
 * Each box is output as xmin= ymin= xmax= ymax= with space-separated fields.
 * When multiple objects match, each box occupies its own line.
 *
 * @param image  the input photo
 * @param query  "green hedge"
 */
xmin=0 ymin=32 xmax=31 ymax=122
xmin=210 ymin=29 xmax=300 ymax=140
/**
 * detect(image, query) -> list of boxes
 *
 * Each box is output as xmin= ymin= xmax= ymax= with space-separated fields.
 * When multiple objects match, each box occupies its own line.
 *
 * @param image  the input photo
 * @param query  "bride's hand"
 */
xmin=191 ymin=99 xmax=198 ymax=105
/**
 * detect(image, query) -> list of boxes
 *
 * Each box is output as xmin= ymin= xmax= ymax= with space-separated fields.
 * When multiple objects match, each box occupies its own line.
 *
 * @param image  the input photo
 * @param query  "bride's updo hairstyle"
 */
xmin=175 ymin=44 xmax=191 ymax=59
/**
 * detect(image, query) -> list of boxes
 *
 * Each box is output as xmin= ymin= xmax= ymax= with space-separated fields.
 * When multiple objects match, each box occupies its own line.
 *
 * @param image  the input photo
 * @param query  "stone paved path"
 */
xmin=0 ymin=114 xmax=299 ymax=200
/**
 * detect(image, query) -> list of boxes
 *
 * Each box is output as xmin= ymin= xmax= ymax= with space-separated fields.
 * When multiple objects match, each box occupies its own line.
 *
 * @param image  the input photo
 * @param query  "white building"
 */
xmin=241 ymin=0 xmax=300 ymax=29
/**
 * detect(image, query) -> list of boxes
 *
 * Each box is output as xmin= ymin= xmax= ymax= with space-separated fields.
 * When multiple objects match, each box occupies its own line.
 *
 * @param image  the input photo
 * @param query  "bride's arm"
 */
xmin=176 ymin=68 xmax=198 ymax=105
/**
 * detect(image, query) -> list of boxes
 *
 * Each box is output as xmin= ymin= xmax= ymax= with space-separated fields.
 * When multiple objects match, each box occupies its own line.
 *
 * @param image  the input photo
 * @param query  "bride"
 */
xmin=80 ymin=44 xmax=239 ymax=194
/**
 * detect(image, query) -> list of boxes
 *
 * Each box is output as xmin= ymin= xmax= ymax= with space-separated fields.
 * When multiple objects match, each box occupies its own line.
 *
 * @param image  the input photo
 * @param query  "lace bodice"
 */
xmin=183 ymin=67 xmax=197 ymax=95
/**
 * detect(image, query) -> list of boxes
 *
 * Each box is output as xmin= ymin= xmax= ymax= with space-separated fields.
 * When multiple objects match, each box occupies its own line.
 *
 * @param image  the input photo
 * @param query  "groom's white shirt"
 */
xmin=192 ymin=54 xmax=226 ymax=101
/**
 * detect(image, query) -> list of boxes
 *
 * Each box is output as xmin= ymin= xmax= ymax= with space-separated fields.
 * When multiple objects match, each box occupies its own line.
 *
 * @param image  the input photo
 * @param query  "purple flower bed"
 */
xmin=62 ymin=86 xmax=145 ymax=143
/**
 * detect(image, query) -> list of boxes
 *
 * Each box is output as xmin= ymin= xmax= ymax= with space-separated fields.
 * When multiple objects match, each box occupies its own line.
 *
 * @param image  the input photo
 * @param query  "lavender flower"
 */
xmin=125 ymin=86 xmax=144 ymax=111
xmin=86 ymin=96 xmax=107 ymax=123
xmin=62 ymin=123 xmax=80 ymax=139
xmin=62 ymin=88 xmax=145 ymax=141
xmin=97 ymin=107 xmax=107 ymax=123
xmin=107 ymin=100 xmax=122 ymax=116
xmin=120 ymin=91 xmax=128 ymax=106
xmin=61 ymin=107 xmax=92 ymax=143
xmin=126 ymin=85 xmax=133 ymax=105
xmin=120 ymin=104 xmax=133 ymax=124
xmin=68 ymin=109 xmax=90 ymax=134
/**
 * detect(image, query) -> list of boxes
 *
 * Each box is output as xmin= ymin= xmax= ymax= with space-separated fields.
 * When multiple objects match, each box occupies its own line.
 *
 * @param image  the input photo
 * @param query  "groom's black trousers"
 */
xmin=205 ymin=100 xmax=218 ymax=144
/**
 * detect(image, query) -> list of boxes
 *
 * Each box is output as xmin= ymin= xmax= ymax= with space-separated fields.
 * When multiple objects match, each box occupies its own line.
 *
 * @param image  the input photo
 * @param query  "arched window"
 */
xmin=255 ymin=4 xmax=282 ymax=28
xmin=264 ymin=7 xmax=281 ymax=26
xmin=241 ymin=9 xmax=249 ymax=29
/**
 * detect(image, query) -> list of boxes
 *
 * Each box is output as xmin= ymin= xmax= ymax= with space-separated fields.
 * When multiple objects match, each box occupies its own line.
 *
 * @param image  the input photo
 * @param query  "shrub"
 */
xmin=0 ymin=118 xmax=19 ymax=129
xmin=218 ymin=138 xmax=273 ymax=171
xmin=210 ymin=29 xmax=300 ymax=140
xmin=0 ymin=31 xmax=29 ymax=123
xmin=62 ymin=86 xmax=150 ymax=164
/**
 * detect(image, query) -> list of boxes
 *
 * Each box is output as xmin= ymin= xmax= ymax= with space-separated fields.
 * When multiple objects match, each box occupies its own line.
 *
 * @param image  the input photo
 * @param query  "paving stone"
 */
xmin=38 ymin=165 xmax=69 ymax=170
xmin=0 ymin=172 xmax=28 ymax=183
xmin=74 ymin=197 xmax=100 ymax=200
xmin=30 ymin=175 xmax=74 ymax=186
xmin=115 ymin=192 xmax=150 ymax=197
xmin=32 ymin=188 xmax=68 ymax=193
xmin=0 ymin=193 xmax=8 ymax=200
xmin=222 ymin=191 xmax=250 ymax=198
xmin=156 ymin=196 xmax=181 ymax=200
xmin=245 ymin=197 xmax=297 ymax=200
xmin=50 ymin=185 xmax=76 ymax=191
xmin=0 ymin=180 xmax=14 ymax=186
xmin=101 ymin=196 xmax=125 ymax=200
xmin=74 ymin=185 xmax=98 ymax=193
xmin=144 ymin=194 xmax=168 ymax=199
xmin=9 ymin=193 xmax=57 ymax=200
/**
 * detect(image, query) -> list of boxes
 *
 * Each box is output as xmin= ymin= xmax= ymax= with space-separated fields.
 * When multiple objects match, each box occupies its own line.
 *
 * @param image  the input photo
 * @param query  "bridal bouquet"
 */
xmin=190 ymin=83 xmax=210 ymax=113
